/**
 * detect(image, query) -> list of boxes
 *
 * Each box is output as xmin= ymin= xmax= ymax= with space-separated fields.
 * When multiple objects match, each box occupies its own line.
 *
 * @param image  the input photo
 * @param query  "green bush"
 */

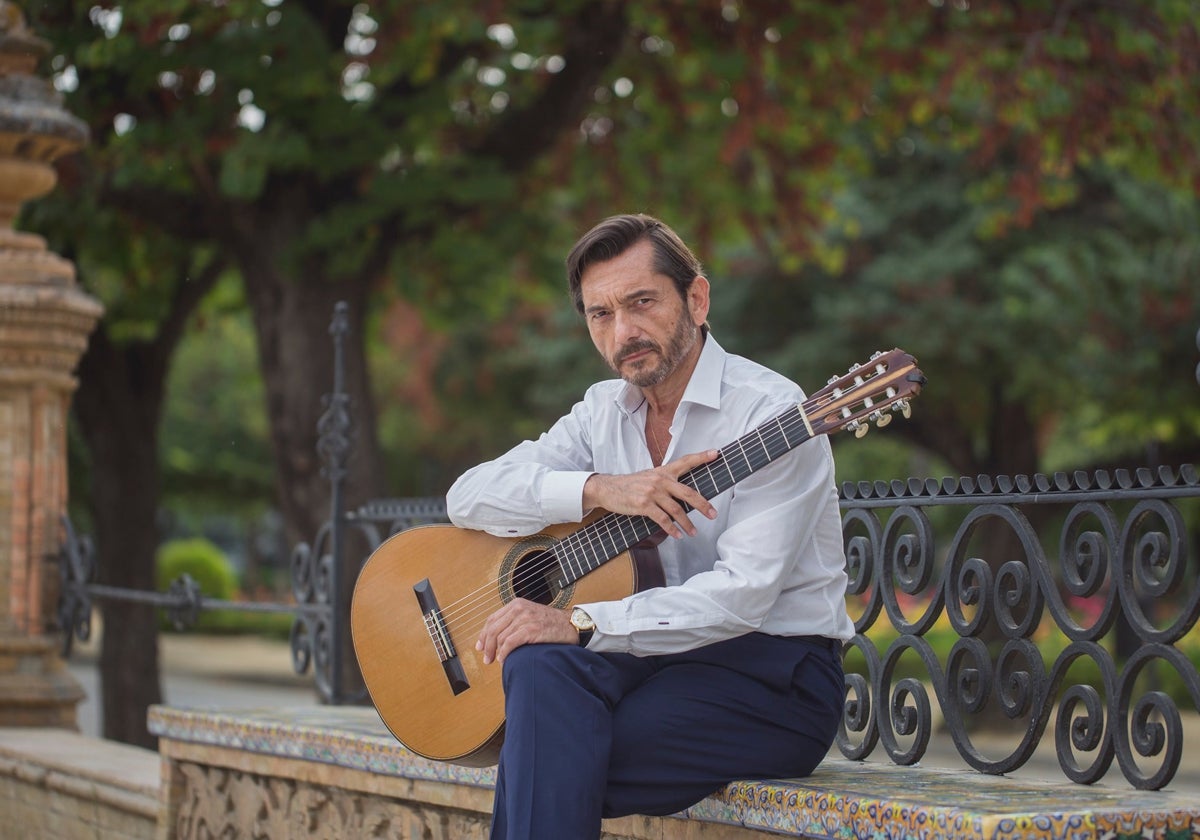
xmin=156 ymin=537 xmax=238 ymax=598
xmin=155 ymin=537 xmax=238 ymax=632
xmin=154 ymin=538 xmax=297 ymax=639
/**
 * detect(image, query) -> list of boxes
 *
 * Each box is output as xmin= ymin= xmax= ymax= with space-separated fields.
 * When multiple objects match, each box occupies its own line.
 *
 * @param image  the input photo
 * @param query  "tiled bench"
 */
xmin=147 ymin=705 xmax=1200 ymax=840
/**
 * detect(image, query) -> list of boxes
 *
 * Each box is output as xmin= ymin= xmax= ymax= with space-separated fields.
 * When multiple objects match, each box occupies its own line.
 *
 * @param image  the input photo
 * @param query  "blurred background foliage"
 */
xmin=16 ymin=0 xmax=1200 ymax=744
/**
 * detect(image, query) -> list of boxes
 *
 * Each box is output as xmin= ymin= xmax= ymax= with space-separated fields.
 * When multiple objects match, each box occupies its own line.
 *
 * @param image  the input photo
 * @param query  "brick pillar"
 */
xmin=0 ymin=2 xmax=101 ymax=727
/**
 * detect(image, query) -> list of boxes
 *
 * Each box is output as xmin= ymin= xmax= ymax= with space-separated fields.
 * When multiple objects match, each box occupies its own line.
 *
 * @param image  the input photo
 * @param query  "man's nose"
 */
xmin=613 ymin=309 xmax=642 ymax=343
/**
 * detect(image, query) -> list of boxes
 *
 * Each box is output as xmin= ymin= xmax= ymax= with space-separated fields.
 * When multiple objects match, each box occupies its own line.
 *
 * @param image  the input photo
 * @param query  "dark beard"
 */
xmin=609 ymin=310 xmax=699 ymax=388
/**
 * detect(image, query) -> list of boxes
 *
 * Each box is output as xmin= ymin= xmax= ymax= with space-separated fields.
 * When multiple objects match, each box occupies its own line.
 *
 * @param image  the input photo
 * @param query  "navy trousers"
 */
xmin=489 ymin=632 xmax=844 ymax=840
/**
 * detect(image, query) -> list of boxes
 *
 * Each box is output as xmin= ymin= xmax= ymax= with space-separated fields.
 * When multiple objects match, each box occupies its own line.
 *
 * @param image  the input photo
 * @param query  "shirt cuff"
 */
xmin=540 ymin=470 xmax=593 ymax=524
xmin=572 ymin=601 xmax=627 ymax=653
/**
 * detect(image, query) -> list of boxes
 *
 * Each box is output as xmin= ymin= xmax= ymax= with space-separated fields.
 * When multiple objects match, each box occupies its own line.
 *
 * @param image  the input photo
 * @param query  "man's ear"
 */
xmin=688 ymin=275 xmax=711 ymax=327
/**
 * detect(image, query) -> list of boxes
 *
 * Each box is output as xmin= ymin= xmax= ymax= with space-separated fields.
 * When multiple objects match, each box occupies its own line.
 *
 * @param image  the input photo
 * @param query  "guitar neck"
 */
xmin=553 ymin=403 xmax=814 ymax=587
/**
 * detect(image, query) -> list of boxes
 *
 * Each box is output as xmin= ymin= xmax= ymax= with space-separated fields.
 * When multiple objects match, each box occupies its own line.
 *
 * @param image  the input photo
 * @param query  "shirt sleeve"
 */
xmin=578 ymin=425 xmax=839 ymax=656
xmin=446 ymin=398 xmax=596 ymax=537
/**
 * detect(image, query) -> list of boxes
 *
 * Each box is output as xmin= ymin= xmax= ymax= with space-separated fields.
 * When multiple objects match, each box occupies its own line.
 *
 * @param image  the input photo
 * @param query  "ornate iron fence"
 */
xmin=837 ymin=465 xmax=1200 ymax=790
xmin=59 ymin=305 xmax=1200 ymax=790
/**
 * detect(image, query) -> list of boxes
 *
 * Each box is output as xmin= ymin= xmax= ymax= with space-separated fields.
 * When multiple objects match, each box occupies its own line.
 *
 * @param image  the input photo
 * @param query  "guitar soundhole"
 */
xmin=500 ymin=536 xmax=573 ymax=608
xmin=511 ymin=550 xmax=563 ymax=605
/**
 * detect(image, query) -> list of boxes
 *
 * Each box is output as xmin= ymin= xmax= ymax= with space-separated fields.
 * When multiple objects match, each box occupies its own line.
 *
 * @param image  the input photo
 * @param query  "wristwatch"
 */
xmin=570 ymin=607 xmax=595 ymax=647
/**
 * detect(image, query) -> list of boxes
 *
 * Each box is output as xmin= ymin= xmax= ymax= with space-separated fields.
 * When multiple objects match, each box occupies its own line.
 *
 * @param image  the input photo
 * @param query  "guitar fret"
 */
xmin=558 ymin=535 xmax=583 ymax=582
xmin=775 ymin=415 xmax=792 ymax=450
xmin=580 ymin=528 xmax=604 ymax=573
xmin=719 ymin=454 xmax=736 ymax=489
xmin=753 ymin=428 xmax=771 ymax=463
xmin=596 ymin=517 xmax=621 ymax=570
xmin=573 ymin=532 xmax=596 ymax=576
xmin=732 ymin=440 xmax=754 ymax=482
xmin=692 ymin=463 xmax=718 ymax=499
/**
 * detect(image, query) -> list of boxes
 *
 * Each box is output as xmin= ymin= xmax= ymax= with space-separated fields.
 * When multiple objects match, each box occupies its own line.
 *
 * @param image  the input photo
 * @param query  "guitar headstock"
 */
xmin=806 ymin=349 xmax=925 ymax=439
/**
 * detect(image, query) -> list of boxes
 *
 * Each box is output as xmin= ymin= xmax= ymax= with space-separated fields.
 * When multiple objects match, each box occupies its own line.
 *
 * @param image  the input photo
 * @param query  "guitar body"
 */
xmin=351 ymin=516 xmax=664 ymax=766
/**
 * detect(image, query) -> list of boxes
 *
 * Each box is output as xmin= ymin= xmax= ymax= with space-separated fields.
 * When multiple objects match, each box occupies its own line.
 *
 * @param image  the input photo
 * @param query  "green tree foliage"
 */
xmin=723 ymin=154 xmax=1200 ymax=479
xmin=159 ymin=277 xmax=273 ymax=509
xmin=375 ymin=1 xmax=1200 ymax=484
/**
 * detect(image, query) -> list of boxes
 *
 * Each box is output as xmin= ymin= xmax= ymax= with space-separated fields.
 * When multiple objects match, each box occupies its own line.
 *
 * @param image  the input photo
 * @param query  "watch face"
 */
xmin=571 ymin=608 xmax=595 ymax=631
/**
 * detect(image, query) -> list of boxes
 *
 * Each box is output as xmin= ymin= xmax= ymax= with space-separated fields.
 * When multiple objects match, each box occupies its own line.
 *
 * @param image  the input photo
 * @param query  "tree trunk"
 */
xmin=240 ymin=264 xmax=385 ymax=543
xmin=237 ymin=242 xmax=386 ymax=700
xmin=73 ymin=328 xmax=166 ymax=748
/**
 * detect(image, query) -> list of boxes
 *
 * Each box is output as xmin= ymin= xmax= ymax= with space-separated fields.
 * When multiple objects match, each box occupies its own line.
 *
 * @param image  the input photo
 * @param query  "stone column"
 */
xmin=0 ymin=2 xmax=101 ymax=727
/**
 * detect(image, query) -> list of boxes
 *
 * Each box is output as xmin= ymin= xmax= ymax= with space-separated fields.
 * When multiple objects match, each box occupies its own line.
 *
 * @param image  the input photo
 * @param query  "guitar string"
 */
xmin=428 ymin=409 xmax=812 ymax=643
xmin=423 ymin=409 xmax=813 ymax=646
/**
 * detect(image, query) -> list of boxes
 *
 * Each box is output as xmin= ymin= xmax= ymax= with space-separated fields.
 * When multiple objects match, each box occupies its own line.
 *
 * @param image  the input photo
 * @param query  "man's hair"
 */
xmin=565 ymin=214 xmax=704 ymax=315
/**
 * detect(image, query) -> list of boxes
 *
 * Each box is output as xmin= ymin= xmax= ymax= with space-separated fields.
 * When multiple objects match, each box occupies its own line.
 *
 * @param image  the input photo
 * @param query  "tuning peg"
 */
xmin=875 ymin=413 xmax=892 ymax=428
xmin=845 ymin=419 xmax=869 ymax=438
xmin=895 ymin=400 xmax=911 ymax=419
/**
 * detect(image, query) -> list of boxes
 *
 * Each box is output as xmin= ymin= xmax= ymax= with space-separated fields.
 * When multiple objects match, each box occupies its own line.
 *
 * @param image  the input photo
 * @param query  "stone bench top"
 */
xmin=0 ymin=726 xmax=160 ymax=818
xmin=148 ymin=705 xmax=1200 ymax=840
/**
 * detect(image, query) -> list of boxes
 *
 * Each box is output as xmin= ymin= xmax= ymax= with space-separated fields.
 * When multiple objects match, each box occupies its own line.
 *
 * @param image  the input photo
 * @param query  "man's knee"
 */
xmin=501 ymin=643 xmax=583 ymax=693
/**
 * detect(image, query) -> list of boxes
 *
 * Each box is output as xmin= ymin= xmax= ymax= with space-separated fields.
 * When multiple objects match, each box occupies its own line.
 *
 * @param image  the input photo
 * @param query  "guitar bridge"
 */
xmin=413 ymin=578 xmax=470 ymax=695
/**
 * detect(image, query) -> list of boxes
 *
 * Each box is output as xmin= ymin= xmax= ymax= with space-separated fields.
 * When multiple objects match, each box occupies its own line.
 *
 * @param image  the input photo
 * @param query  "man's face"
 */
xmin=579 ymin=239 xmax=709 ymax=389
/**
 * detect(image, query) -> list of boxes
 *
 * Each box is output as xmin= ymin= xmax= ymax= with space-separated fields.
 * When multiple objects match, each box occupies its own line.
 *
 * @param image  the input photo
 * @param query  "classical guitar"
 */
xmin=351 ymin=349 xmax=924 ymax=766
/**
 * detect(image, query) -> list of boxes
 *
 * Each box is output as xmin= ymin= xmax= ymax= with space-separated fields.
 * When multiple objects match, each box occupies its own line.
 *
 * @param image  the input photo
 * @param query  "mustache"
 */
xmin=615 ymin=340 xmax=659 ymax=364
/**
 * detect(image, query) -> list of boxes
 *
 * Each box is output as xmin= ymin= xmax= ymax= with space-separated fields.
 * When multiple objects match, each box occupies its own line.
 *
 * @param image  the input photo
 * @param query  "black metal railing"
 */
xmin=59 ymin=305 xmax=1200 ymax=790
xmin=836 ymin=465 xmax=1200 ymax=791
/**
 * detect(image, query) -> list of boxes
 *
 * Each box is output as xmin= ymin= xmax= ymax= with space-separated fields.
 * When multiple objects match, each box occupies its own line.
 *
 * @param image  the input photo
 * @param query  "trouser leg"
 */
xmin=489 ymin=643 xmax=653 ymax=840
xmin=489 ymin=634 xmax=844 ymax=837
xmin=602 ymin=633 xmax=844 ymax=818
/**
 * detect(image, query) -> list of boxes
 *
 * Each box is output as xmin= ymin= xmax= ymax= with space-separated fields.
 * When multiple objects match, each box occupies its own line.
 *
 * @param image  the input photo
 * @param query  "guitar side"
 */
xmin=350 ymin=521 xmax=648 ymax=766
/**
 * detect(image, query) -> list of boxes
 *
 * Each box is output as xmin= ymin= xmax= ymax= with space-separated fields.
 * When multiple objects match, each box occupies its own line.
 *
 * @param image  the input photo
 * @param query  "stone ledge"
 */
xmin=0 ymin=727 xmax=159 ymax=817
xmin=147 ymin=705 xmax=1200 ymax=839
xmin=0 ymin=727 xmax=158 ymax=840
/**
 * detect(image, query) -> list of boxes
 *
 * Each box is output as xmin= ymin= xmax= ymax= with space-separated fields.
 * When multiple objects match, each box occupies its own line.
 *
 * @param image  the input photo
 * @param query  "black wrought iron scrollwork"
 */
xmin=317 ymin=301 xmax=353 ymax=485
xmin=57 ymin=515 xmax=95 ymax=656
xmin=880 ymin=505 xmax=939 ymax=636
xmin=287 ymin=301 xmax=355 ymax=703
xmin=839 ymin=464 xmax=1200 ymax=789
xmin=289 ymin=524 xmax=336 ymax=700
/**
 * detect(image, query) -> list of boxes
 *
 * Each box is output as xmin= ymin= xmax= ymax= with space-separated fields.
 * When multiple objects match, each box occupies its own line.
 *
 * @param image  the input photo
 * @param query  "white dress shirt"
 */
xmin=446 ymin=335 xmax=854 ymax=655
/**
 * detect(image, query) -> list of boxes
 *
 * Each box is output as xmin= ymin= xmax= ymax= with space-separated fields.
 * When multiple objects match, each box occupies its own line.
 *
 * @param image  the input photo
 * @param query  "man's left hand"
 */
xmin=476 ymin=598 xmax=579 ymax=665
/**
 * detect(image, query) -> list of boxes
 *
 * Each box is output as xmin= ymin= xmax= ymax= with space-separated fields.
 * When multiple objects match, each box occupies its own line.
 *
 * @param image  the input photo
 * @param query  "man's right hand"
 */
xmin=582 ymin=449 xmax=720 ymax=539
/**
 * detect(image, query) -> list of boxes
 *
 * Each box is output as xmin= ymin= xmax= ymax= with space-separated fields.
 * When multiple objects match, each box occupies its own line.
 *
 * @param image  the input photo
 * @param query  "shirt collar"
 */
xmin=615 ymin=334 xmax=727 ymax=416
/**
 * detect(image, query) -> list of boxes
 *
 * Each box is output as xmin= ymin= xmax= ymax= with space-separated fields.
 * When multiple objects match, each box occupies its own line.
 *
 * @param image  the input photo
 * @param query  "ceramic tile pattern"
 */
xmin=148 ymin=706 xmax=1200 ymax=839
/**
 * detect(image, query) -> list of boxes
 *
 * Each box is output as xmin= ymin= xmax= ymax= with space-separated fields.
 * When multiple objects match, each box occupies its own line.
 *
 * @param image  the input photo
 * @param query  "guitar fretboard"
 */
xmin=551 ymin=404 xmax=813 ymax=587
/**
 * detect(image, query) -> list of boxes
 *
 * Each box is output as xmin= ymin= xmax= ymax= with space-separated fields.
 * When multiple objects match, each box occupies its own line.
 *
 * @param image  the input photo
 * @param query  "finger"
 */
xmin=477 ymin=606 xmax=514 ymax=665
xmin=667 ymin=448 xmax=721 ymax=474
xmin=494 ymin=610 xmax=542 ymax=664
xmin=665 ymin=450 xmax=721 ymax=520
xmin=670 ymin=479 xmax=718 ymax=522
xmin=654 ymin=493 xmax=704 ymax=539
xmin=658 ymin=495 xmax=698 ymax=537
xmin=495 ymin=626 xmax=527 ymax=665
